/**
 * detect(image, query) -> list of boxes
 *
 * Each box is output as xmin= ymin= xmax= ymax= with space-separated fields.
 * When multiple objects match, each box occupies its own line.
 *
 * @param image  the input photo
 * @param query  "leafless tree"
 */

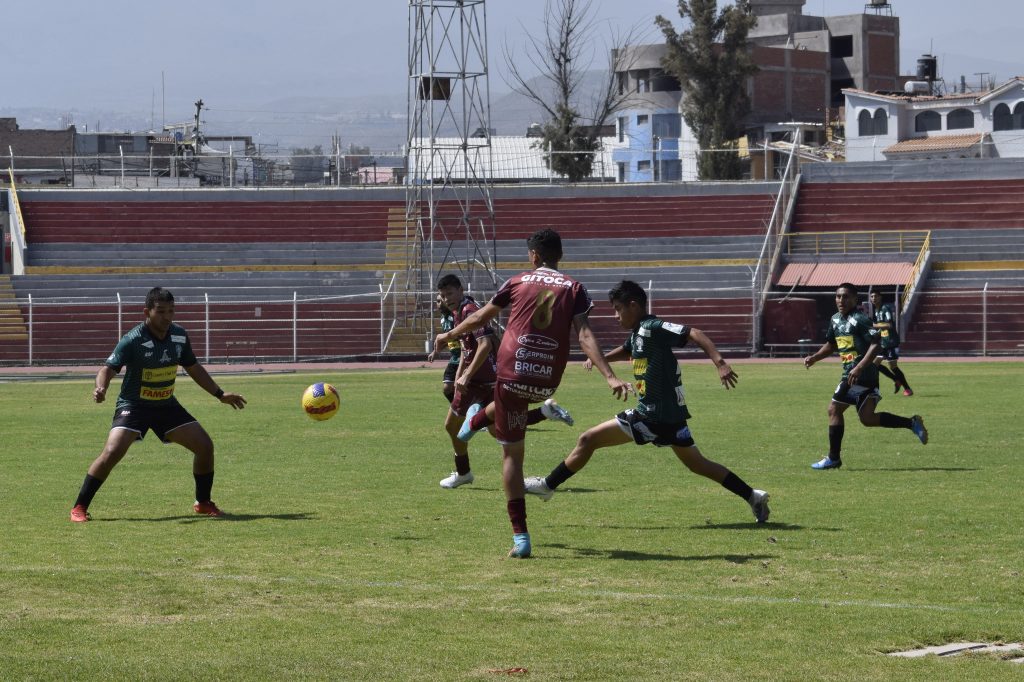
xmin=502 ymin=0 xmax=647 ymax=181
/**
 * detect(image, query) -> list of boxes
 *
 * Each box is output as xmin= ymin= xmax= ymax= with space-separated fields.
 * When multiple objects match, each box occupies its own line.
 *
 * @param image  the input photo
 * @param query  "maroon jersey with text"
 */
xmin=490 ymin=267 xmax=593 ymax=388
xmin=454 ymin=295 xmax=497 ymax=384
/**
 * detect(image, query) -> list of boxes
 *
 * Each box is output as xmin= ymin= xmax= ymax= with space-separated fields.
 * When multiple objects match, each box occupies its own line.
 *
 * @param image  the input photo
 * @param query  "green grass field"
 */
xmin=1 ymin=360 xmax=1022 ymax=680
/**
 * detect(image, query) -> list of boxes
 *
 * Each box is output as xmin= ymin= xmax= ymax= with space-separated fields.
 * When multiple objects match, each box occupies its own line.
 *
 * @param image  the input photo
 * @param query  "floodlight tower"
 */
xmin=406 ymin=0 xmax=497 ymax=304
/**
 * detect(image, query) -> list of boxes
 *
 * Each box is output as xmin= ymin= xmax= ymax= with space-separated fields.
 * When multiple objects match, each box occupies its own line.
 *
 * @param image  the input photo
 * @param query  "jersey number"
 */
xmin=531 ymin=289 xmax=556 ymax=329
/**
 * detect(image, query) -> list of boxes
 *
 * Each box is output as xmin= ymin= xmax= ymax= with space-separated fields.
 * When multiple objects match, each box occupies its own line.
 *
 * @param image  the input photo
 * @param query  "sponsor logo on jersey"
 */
xmin=159 ymin=350 xmax=172 ymax=363
xmin=634 ymin=336 xmax=645 ymax=352
xmin=514 ymin=360 xmax=554 ymax=378
xmin=171 ymin=335 xmax=187 ymax=343
xmin=515 ymin=348 xmax=555 ymax=362
xmin=519 ymin=273 xmax=573 ymax=287
xmin=662 ymin=322 xmax=684 ymax=335
xmin=140 ymin=385 xmax=175 ymax=401
xmin=517 ymin=333 xmax=558 ymax=351
xmin=143 ymin=366 xmax=179 ymax=383
xmin=503 ymin=382 xmax=556 ymax=400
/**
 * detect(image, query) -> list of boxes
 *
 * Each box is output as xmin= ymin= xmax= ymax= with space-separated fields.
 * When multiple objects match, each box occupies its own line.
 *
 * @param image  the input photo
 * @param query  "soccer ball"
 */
xmin=302 ymin=382 xmax=340 ymax=421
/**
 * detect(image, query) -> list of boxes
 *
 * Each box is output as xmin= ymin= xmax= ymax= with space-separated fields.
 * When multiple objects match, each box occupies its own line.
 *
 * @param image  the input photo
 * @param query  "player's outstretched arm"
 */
xmin=583 ymin=345 xmax=630 ymax=371
xmin=184 ymin=363 xmax=247 ymax=409
xmin=688 ymin=328 xmax=738 ymax=390
xmin=434 ymin=302 xmax=501 ymax=353
xmin=574 ymin=316 xmax=630 ymax=400
xmin=93 ymin=365 xmax=118 ymax=403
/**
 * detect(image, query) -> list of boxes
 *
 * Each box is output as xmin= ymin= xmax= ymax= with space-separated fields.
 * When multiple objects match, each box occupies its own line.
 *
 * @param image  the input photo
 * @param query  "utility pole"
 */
xmin=193 ymin=99 xmax=204 ymax=153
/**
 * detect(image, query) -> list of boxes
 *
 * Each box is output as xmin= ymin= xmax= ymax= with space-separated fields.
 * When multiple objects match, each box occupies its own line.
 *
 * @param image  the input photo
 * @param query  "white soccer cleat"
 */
xmin=541 ymin=398 xmax=574 ymax=426
xmin=439 ymin=471 xmax=474 ymax=489
xmin=749 ymin=489 xmax=770 ymax=523
xmin=524 ymin=476 xmax=554 ymax=501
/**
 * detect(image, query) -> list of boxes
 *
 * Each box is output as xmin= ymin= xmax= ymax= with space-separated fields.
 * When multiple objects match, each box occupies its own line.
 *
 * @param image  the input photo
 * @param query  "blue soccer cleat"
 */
xmin=910 ymin=415 xmax=928 ymax=444
xmin=811 ymin=456 xmax=842 ymax=470
xmin=508 ymin=532 xmax=532 ymax=559
xmin=457 ymin=403 xmax=482 ymax=442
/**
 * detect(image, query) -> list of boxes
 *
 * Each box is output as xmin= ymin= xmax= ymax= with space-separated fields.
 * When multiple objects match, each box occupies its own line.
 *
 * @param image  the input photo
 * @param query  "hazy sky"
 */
xmin=3 ymin=1 xmax=1021 ymax=116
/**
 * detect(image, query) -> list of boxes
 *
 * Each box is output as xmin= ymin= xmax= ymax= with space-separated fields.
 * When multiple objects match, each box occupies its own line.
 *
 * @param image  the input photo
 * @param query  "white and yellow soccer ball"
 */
xmin=301 ymin=382 xmax=340 ymax=421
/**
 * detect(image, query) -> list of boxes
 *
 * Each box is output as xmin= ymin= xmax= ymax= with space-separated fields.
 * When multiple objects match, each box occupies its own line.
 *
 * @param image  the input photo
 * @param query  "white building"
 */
xmin=844 ymin=77 xmax=1024 ymax=162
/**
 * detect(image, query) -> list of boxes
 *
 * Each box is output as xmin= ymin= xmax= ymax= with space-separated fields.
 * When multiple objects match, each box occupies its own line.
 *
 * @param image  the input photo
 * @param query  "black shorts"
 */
xmin=443 ymin=363 xmax=458 ymax=383
xmin=831 ymin=379 xmax=881 ymax=412
xmin=616 ymin=408 xmax=696 ymax=448
xmin=111 ymin=402 xmax=198 ymax=443
xmin=878 ymin=345 xmax=901 ymax=362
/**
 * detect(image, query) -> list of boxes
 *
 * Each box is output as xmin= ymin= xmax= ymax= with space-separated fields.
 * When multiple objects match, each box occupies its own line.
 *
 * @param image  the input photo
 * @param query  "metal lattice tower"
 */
xmin=406 ymin=0 xmax=497 ymax=302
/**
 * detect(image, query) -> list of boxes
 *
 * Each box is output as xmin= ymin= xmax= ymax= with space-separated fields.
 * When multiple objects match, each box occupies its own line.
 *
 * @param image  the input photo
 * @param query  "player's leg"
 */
xmin=440 ymin=396 xmax=474 ymax=488
xmin=457 ymin=399 xmax=498 ymax=441
xmin=857 ymin=392 xmax=927 ymax=444
xmin=671 ymin=444 xmax=770 ymax=523
xmin=525 ymin=419 xmax=627 ymax=501
xmin=442 ymin=363 xmax=457 ymax=403
xmin=71 ymin=427 xmax=138 ymax=521
xmin=890 ymin=358 xmax=913 ymax=395
xmin=874 ymin=356 xmax=898 ymax=388
xmin=164 ymin=420 xmax=223 ymax=516
xmin=493 ymin=386 xmax=532 ymax=558
xmin=812 ymin=395 xmax=848 ymax=469
xmin=502 ymin=439 xmax=531 ymax=558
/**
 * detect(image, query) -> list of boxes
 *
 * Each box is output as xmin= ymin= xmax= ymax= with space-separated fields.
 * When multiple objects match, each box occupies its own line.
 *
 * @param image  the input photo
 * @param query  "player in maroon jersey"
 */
xmin=433 ymin=274 xmax=498 ymax=489
xmin=434 ymin=229 xmax=630 ymax=558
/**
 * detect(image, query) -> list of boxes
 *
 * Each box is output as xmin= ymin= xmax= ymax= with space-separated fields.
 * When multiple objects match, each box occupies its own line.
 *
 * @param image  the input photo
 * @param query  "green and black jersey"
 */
xmin=105 ymin=322 xmax=198 ymax=410
xmin=872 ymin=303 xmax=900 ymax=349
xmin=440 ymin=311 xmax=461 ymax=366
xmin=623 ymin=315 xmax=692 ymax=423
xmin=825 ymin=311 xmax=880 ymax=382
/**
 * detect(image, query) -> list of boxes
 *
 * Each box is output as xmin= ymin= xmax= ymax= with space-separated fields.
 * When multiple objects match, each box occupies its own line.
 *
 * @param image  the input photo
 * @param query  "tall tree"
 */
xmin=289 ymin=145 xmax=328 ymax=185
xmin=504 ymin=0 xmax=643 ymax=182
xmin=656 ymin=0 xmax=757 ymax=180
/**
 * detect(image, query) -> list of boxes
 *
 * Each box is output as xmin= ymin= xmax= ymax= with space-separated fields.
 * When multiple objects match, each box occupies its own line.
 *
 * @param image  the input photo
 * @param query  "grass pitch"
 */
xmin=1 ymin=360 xmax=1022 ymax=680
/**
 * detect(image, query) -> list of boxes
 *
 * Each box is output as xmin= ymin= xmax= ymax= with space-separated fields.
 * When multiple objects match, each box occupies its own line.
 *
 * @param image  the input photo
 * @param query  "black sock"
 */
xmin=74 ymin=474 xmax=104 ymax=509
xmin=828 ymin=424 xmax=844 ymax=460
xmin=721 ymin=471 xmax=754 ymax=501
xmin=877 ymin=364 xmax=897 ymax=383
xmin=526 ymin=407 xmax=545 ymax=426
xmin=194 ymin=471 xmax=214 ymax=503
xmin=878 ymin=413 xmax=912 ymax=429
xmin=454 ymin=454 xmax=471 ymax=476
xmin=893 ymin=368 xmax=911 ymax=391
xmin=545 ymin=462 xmax=575 ymax=490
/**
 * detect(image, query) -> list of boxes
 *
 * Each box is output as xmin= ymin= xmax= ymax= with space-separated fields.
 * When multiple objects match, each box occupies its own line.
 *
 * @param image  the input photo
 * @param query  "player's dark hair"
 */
xmin=436 ymin=274 xmax=462 ymax=290
xmin=527 ymin=228 xmax=563 ymax=265
xmin=145 ymin=287 xmax=174 ymax=309
xmin=837 ymin=282 xmax=858 ymax=297
xmin=608 ymin=280 xmax=647 ymax=307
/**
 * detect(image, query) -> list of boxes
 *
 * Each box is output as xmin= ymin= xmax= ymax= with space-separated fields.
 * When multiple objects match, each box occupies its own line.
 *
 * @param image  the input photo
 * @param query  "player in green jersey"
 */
xmin=524 ymin=280 xmax=770 ymax=524
xmin=427 ymin=292 xmax=461 ymax=404
xmin=803 ymin=283 xmax=927 ymax=470
xmin=869 ymin=290 xmax=913 ymax=396
xmin=69 ymin=287 xmax=247 ymax=522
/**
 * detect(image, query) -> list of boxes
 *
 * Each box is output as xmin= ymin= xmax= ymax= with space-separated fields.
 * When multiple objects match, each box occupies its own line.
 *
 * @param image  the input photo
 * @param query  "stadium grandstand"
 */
xmin=2 ymin=158 xmax=1024 ymax=365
